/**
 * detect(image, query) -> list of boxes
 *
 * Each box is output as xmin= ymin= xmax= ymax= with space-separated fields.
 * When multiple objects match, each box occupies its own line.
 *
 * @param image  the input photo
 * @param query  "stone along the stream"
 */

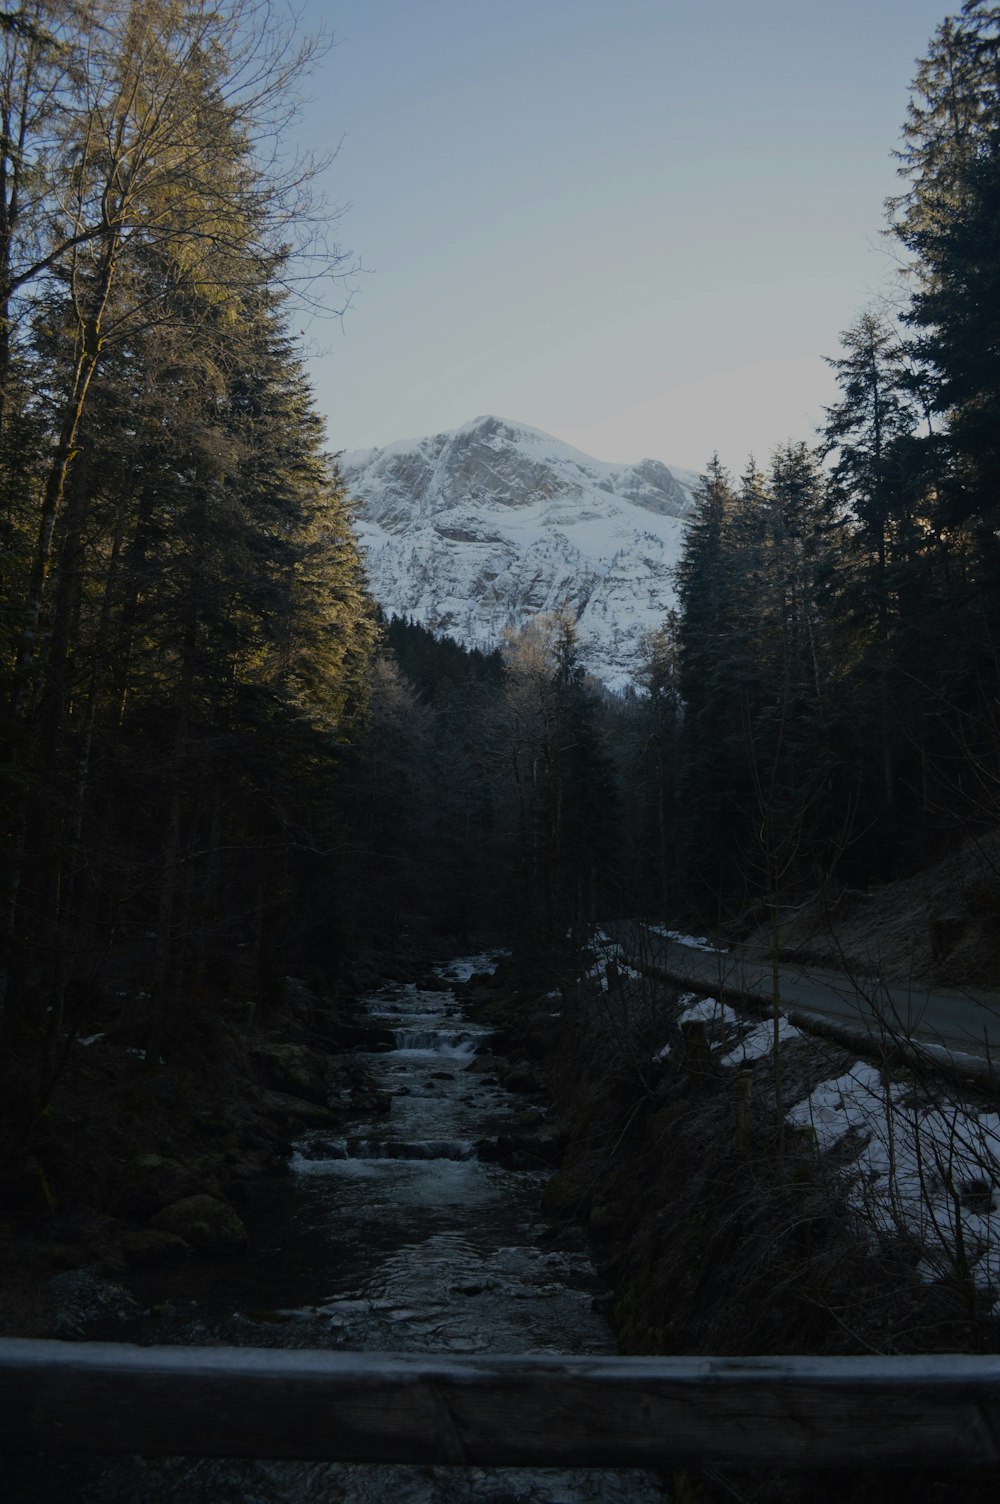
xmin=84 ymin=956 xmax=669 ymax=1503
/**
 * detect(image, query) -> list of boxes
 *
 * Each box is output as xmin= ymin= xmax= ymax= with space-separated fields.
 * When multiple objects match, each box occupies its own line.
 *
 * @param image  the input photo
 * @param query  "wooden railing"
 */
xmin=2 ymin=1339 xmax=1000 ymax=1468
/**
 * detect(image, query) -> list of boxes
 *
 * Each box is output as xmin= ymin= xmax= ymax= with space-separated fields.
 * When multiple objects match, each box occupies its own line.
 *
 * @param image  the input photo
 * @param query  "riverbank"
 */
xmin=0 ymin=940 xmax=444 ymax=1340
xmin=459 ymin=945 xmax=1000 ymax=1503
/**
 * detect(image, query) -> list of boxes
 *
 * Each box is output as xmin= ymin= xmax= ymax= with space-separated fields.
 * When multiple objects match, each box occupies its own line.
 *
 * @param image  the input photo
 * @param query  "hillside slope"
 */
xmin=741 ymin=829 xmax=1000 ymax=990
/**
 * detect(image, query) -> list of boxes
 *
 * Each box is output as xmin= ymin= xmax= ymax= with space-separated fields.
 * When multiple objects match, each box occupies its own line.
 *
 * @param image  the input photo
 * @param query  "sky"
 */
xmin=290 ymin=0 xmax=952 ymax=474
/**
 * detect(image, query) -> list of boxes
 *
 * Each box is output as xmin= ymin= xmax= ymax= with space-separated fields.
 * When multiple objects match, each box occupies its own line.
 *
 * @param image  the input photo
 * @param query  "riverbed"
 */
xmin=65 ymin=955 xmax=669 ymax=1502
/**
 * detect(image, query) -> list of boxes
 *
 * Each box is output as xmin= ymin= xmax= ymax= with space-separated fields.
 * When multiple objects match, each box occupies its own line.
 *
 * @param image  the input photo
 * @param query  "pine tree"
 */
xmin=892 ymin=3 xmax=1000 ymax=560
xmin=822 ymin=312 xmax=924 ymax=603
xmin=673 ymin=457 xmax=751 ymax=911
xmin=624 ymin=616 xmax=681 ymax=917
xmin=820 ymin=311 xmax=948 ymax=826
xmin=886 ymin=1 xmax=1000 ymax=841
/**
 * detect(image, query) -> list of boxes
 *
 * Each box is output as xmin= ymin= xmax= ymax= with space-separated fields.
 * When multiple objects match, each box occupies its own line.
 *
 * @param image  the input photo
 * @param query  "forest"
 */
xmin=2 ymin=0 xmax=1000 ymax=1249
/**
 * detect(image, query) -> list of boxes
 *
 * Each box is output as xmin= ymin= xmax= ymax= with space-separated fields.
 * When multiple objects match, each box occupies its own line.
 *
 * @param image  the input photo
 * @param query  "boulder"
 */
xmin=503 ymin=1063 xmax=544 ymax=1095
xmin=253 ymin=1043 xmax=331 ymax=1105
xmin=515 ymin=1122 xmax=566 ymax=1164
xmin=515 ymin=1107 xmax=545 ymax=1128
xmin=121 ymin=1228 xmax=190 ymax=1267
xmin=477 ymin=1123 xmax=565 ymax=1170
xmin=117 ymin=1155 xmax=214 ymax=1219
xmin=150 ymin=1195 xmax=248 ymax=1254
xmin=466 ymin=1053 xmax=503 ymax=1074
xmin=351 ymin=1090 xmax=393 ymax=1116
xmin=256 ymin=1089 xmax=339 ymax=1129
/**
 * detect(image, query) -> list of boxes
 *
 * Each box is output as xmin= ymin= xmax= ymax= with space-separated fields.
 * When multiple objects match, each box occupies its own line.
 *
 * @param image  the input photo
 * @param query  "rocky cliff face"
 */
xmin=340 ymin=415 xmax=696 ymax=689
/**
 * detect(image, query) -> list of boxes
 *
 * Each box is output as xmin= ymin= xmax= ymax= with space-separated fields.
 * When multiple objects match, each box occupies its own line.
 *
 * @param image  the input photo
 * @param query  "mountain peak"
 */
xmin=341 ymin=419 xmax=694 ymax=688
xmin=456 ymin=413 xmax=576 ymax=450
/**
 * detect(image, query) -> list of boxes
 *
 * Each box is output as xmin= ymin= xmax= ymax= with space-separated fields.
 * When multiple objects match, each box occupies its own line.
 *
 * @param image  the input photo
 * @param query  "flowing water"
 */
xmin=68 ymin=956 xmax=669 ymax=1502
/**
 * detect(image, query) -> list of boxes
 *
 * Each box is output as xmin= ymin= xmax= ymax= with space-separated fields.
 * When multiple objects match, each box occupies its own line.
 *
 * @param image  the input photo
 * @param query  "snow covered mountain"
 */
xmin=339 ymin=415 xmax=697 ymax=689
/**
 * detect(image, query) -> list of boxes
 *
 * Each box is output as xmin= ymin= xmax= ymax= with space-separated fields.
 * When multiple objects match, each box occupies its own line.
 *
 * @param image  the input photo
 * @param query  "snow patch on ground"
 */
xmin=719 ymin=1016 xmax=801 ymax=1067
xmin=789 ymin=1064 xmax=1000 ymax=1307
xmin=624 ymin=915 xmax=1000 ymax=1313
xmin=586 ymin=932 xmax=643 ymax=989
xmin=596 ymin=920 xmax=1000 ymax=1312
xmin=647 ymin=925 xmax=727 ymax=953
xmin=648 ymin=992 xmax=745 ymax=1066
xmin=678 ymin=996 xmax=740 ymax=1029
xmin=586 ymin=944 xmax=642 ymax=991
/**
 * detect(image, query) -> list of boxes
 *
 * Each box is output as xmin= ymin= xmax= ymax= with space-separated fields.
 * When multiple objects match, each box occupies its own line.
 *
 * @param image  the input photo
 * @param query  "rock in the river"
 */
xmin=352 ymin=1090 xmax=393 ymax=1115
xmin=150 ymin=1194 xmax=248 ymax=1254
xmin=466 ymin=1053 xmax=503 ymax=1073
xmin=415 ymin=972 xmax=444 ymax=991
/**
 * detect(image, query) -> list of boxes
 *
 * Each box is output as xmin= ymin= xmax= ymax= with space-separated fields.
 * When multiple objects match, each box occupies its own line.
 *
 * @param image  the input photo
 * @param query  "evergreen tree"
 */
xmin=892 ymin=3 xmax=1000 ymax=599
xmin=884 ymin=1 xmax=1000 ymax=843
xmin=822 ymin=312 xmax=924 ymax=610
xmin=496 ymin=612 xmax=620 ymax=965
xmin=622 ymin=616 xmax=681 ymax=917
xmin=673 ymin=457 xmax=750 ymax=911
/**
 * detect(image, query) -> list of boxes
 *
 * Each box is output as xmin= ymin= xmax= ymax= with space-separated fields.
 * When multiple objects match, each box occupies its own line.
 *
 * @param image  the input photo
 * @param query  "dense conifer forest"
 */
xmin=0 ymin=1 xmax=383 ymax=1112
xmin=662 ymin=0 xmax=1000 ymax=925
xmin=2 ymin=0 xmax=1000 ymax=1293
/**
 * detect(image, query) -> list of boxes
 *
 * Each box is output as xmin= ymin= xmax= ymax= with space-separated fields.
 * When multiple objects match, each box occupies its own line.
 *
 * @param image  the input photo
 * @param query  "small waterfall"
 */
xmin=294 ymin=1137 xmax=478 ymax=1165
xmin=349 ymin=1137 xmax=477 ymax=1161
xmin=390 ymin=1027 xmax=481 ymax=1053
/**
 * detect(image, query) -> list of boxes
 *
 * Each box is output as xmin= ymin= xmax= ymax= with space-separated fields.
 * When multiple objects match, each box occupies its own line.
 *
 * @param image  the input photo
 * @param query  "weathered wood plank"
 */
xmin=1 ymin=1340 xmax=999 ymax=1469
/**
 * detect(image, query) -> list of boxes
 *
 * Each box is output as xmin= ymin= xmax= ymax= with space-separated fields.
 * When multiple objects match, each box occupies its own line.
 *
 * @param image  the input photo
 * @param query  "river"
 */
xmin=60 ymin=955 xmax=670 ymax=1502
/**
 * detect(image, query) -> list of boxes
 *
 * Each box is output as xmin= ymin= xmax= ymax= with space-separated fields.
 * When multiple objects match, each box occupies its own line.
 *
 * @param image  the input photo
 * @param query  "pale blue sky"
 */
xmin=293 ymin=0 xmax=950 ymax=473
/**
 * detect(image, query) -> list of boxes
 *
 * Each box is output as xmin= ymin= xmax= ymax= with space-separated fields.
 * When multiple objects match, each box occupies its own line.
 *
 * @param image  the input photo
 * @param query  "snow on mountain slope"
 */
xmin=339 ymin=415 xmax=697 ymax=689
